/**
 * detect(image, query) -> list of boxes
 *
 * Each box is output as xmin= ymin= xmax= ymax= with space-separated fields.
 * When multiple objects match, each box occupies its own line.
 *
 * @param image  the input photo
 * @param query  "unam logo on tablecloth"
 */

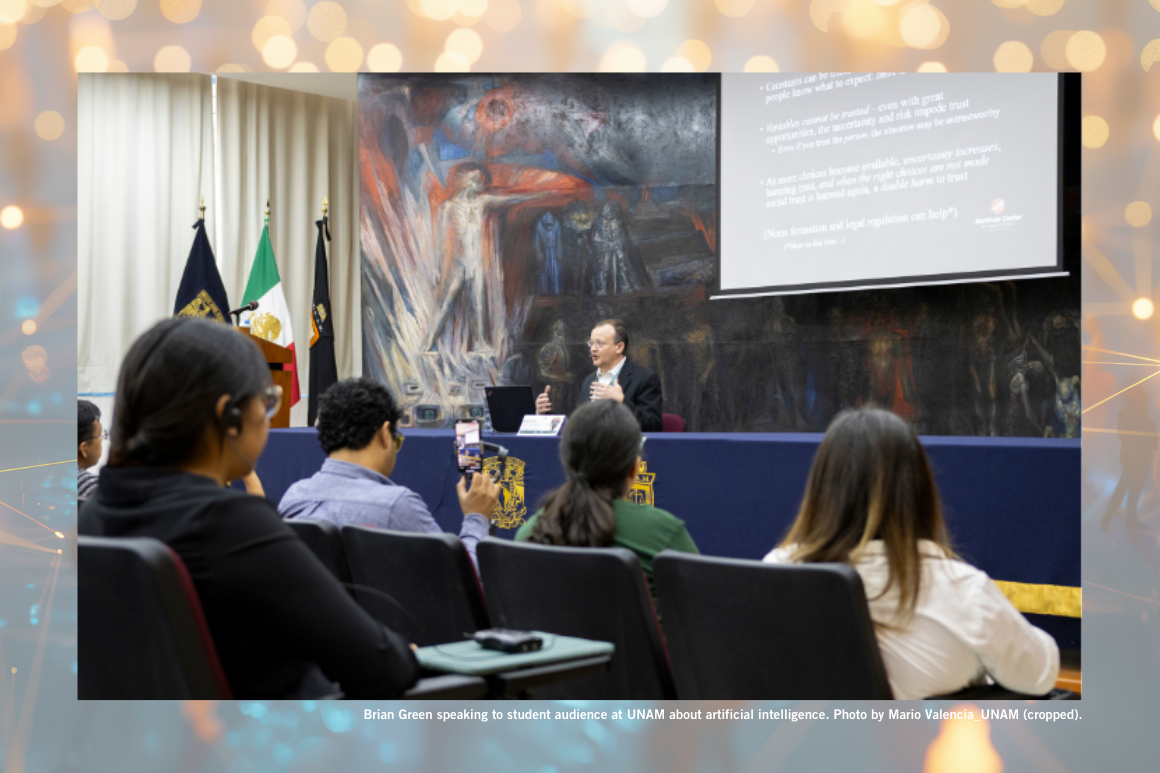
xmin=628 ymin=461 xmax=656 ymax=506
xmin=484 ymin=456 xmax=526 ymax=529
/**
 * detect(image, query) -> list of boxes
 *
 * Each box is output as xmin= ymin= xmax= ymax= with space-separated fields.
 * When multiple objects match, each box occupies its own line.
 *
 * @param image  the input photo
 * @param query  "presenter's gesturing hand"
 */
xmin=590 ymin=380 xmax=624 ymax=403
xmin=535 ymin=385 xmax=552 ymax=414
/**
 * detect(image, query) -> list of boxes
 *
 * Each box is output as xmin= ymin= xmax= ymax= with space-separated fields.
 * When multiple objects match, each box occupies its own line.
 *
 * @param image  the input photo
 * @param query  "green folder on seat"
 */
xmin=416 ymin=632 xmax=614 ymax=676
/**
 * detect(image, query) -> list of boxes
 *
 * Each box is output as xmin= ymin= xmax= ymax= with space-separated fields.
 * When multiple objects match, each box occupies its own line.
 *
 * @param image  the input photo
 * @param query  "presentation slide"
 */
xmin=719 ymin=73 xmax=1063 ymax=296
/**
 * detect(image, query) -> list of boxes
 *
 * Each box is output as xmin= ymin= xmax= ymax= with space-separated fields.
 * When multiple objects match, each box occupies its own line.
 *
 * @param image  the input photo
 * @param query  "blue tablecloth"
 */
xmin=253 ymin=429 xmax=1081 ymax=648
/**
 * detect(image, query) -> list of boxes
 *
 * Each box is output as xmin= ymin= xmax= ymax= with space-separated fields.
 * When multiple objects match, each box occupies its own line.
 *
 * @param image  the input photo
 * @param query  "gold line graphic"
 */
xmin=0 ymin=501 xmax=63 ymax=537
xmin=0 ymin=461 xmax=73 ymax=474
xmin=1082 ymin=369 xmax=1160 ymax=415
xmin=1083 ymin=361 xmax=1160 ymax=366
xmin=1083 ymin=346 xmax=1160 ymax=364
xmin=1084 ymin=428 xmax=1160 ymax=437
xmin=1083 ymin=580 xmax=1160 ymax=609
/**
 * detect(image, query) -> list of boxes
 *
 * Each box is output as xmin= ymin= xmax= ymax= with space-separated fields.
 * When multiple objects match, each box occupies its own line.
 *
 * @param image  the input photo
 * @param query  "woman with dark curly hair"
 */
xmin=764 ymin=408 xmax=1059 ymax=699
xmin=516 ymin=400 xmax=699 ymax=602
xmin=79 ymin=318 xmax=420 ymax=698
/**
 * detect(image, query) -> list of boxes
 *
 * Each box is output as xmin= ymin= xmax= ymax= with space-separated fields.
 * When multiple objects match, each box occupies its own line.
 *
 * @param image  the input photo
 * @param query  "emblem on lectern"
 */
xmin=483 ymin=456 xmax=526 ymax=530
xmin=628 ymin=461 xmax=656 ymax=506
xmin=251 ymin=312 xmax=282 ymax=343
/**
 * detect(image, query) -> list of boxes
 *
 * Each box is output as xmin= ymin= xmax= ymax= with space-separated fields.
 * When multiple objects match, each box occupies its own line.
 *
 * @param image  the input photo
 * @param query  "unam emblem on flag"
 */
xmin=483 ymin=456 xmax=526 ymax=530
xmin=176 ymin=290 xmax=225 ymax=322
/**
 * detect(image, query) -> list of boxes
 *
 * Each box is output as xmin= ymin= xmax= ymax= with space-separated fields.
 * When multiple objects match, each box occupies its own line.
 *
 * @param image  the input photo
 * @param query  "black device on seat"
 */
xmin=471 ymin=629 xmax=543 ymax=653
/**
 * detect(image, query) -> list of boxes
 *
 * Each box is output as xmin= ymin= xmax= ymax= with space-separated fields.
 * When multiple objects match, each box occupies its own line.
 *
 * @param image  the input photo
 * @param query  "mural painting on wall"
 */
xmin=359 ymin=74 xmax=1080 ymax=436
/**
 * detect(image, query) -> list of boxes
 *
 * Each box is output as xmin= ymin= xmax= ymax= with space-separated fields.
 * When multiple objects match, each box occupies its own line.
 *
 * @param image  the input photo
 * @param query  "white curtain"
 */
xmin=215 ymin=79 xmax=360 ymax=426
xmin=77 ymin=73 xmax=215 ymax=395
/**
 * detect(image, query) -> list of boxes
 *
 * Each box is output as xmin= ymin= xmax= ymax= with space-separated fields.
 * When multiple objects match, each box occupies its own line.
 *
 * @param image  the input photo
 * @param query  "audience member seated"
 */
xmin=763 ymin=408 xmax=1060 ymax=699
xmin=278 ymin=378 xmax=500 ymax=567
xmin=78 ymin=318 xmax=420 ymax=699
xmin=77 ymin=399 xmax=104 ymax=499
xmin=516 ymin=400 xmax=699 ymax=602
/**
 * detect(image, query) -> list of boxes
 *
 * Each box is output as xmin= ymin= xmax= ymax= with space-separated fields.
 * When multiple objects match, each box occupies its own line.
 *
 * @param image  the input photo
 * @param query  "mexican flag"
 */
xmin=240 ymin=221 xmax=300 ymax=406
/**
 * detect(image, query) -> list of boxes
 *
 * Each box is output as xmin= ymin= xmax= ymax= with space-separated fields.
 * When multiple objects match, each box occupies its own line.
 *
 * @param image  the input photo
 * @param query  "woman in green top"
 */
xmin=515 ymin=400 xmax=699 ymax=601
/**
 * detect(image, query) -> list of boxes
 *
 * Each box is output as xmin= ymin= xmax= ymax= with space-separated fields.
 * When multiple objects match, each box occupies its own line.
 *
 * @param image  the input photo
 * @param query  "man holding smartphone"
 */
xmin=535 ymin=318 xmax=663 ymax=432
xmin=279 ymin=378 xmax=500 ymax=567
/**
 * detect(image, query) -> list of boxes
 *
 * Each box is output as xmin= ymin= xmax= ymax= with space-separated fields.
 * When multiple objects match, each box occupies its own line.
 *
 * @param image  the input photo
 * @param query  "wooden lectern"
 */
xmin=235 ymin=327 xmax=293 ymax=428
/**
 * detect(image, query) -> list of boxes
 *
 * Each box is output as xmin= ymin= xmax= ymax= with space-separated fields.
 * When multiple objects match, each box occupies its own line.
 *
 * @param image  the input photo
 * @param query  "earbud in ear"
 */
xmin=223 ymin=404 xmax=243 ymax=435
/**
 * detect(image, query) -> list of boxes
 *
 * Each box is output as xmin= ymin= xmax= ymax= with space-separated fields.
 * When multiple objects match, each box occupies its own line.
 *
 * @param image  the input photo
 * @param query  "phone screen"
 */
xmin=455 ymin=419 xmax=482 ymax=475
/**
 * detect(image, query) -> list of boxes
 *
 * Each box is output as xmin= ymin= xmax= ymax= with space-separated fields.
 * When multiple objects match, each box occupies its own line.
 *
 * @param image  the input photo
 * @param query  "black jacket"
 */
xmin=578 ymin=358 xmax=663 ymax=432
xmin=79 ymin=467 xmax=420 ymax=698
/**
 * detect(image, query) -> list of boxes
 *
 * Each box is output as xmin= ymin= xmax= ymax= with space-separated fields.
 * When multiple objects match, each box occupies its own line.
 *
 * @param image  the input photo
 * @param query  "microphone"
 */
xmin=229 ymin=300 xmax=259 ymax=325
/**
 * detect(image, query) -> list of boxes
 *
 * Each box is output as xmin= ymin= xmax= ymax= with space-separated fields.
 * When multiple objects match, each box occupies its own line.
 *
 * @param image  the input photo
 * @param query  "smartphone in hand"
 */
xmin=455 ymin=419 xmax=483 ymax=485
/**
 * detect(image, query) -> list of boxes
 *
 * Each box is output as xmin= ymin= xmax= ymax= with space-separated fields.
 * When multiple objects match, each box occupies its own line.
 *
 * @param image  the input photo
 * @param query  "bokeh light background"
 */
xmin=2 ymin=0 xmax=1159 ymax=770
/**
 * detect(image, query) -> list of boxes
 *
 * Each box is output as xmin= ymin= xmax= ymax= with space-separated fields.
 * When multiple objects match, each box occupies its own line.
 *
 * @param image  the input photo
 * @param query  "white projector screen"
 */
xmin=718 ymin=73 xmax=1064 ymax=297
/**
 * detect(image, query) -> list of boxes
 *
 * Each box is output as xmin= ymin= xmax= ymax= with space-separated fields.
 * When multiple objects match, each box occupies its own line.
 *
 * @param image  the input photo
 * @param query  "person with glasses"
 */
xmin=535 ymin=318 xmax=663 ymax=432
xmin=279 ymin=378 xmax=500 ymax=569
xmin=79 ymin=318 xmax=420 ymax=698
xmin=77 ymin=399 xmax=106 ymax=499
xmin=517 ymin=400 xmax=698 ymax=604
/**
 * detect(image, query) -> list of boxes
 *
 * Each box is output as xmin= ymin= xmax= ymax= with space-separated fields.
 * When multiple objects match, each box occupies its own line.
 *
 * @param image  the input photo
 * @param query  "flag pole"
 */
xmin=322 ymin=196 xmax=328 ymax=217
xmin=265 ymin=199 xmax=270 ymax=225
xmin=199 ymin=195 xmax=205 ymax=221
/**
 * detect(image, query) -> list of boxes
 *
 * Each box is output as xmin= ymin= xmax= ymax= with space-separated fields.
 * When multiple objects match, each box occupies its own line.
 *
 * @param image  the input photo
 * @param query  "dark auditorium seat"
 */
xmin=341 ymin=525 xmax=489 ymax=647
xmin=78 ymin=535 xmax=233 ymax=699
xmin=653 ymin=551 xmax=893 ymax=699
xmin=285 ymin=518 xmax=354 ymax=588
xmin=477 ymin=538 xmax=675 ymax=699
xmin=661 ymin=413 xmax=686 ymax=433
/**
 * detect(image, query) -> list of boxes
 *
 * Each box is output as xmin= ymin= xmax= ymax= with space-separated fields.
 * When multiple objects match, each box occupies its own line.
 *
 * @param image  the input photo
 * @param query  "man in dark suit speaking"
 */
xmin=535 ymin=319 xmax=663 ymax=432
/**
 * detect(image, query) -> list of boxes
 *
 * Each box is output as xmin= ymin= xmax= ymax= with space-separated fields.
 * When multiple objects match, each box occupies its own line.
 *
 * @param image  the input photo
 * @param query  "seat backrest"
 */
xmin=78 ymin=536 xmax=233 ymax=699
xmin=661 ymin=413 xmax=686 ymax=433
xmin=653 ymin=551 xmax=893 ymax=699
xmin=341 ymin=525 xmax=489 ymax=646
xmin=477 ymin=538 xmax=675 ymax=699
xmin=285 ymin=518 xmax=353 ymax=586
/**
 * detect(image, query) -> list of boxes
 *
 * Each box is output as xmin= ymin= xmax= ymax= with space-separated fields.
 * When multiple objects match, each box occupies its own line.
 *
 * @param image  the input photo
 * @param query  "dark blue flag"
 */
xmin=308 ymin=215 xmax=338 ymax=426
xmin=174 ymin=218 xmax=230 ymax=322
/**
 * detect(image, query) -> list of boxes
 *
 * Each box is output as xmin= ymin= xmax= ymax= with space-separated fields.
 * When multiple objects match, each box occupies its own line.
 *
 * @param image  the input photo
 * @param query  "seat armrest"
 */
xmin=403 ymin=674 xmax=488 ymax=700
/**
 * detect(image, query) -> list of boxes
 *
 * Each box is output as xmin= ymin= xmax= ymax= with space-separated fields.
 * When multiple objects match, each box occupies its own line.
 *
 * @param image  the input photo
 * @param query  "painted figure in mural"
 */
xmin=592 ymin=202 xmax=639 ymax=295
xmin=908 ymin=302 xmax=935 ymax=434
xmin=535 ymin=212 xmax=564 ymax=295
xmin=563 ymin=202 xmax=596 ymax=294
xmin=536 ymin=320 xmax=573 ymax=414
xmin=767 ymin=303 xmax=808 ymax=430
xmin=826 ymin=306 xmax=858 ymax=415
xmin=671 ymin=306 xmax=718 ymax=433
xmin=1031 ymin=335 xmax=1080 ymax=439
xmin=988 ymin=283 xmax=1049 ymax=434
xmin=1041 ymin=310 xmax=1081 ymax=380
xmin=1046 ymin=375 xmax=1080 ymax=439
xmin=1101 ymin=386 xmax=1156 ymax=532
xmin=424 ymin=163 xmax=541 ymax=354
xmin=861 ymin=309 xmax=916 ymax=421
xmin=968 ymin=310 xmax=998 ymax=437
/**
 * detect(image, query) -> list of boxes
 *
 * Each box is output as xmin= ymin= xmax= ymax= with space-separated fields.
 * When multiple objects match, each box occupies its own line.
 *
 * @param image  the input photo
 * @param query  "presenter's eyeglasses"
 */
xmin=83 ymin=429 xmax=109 ymax=443
xmin=587 ymin=339 xmax=610 ymax=350
xmin=393 ymin=433 xmax=405 ymax=452
xmin=259 ymin=385 xmax=283 ymax=419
